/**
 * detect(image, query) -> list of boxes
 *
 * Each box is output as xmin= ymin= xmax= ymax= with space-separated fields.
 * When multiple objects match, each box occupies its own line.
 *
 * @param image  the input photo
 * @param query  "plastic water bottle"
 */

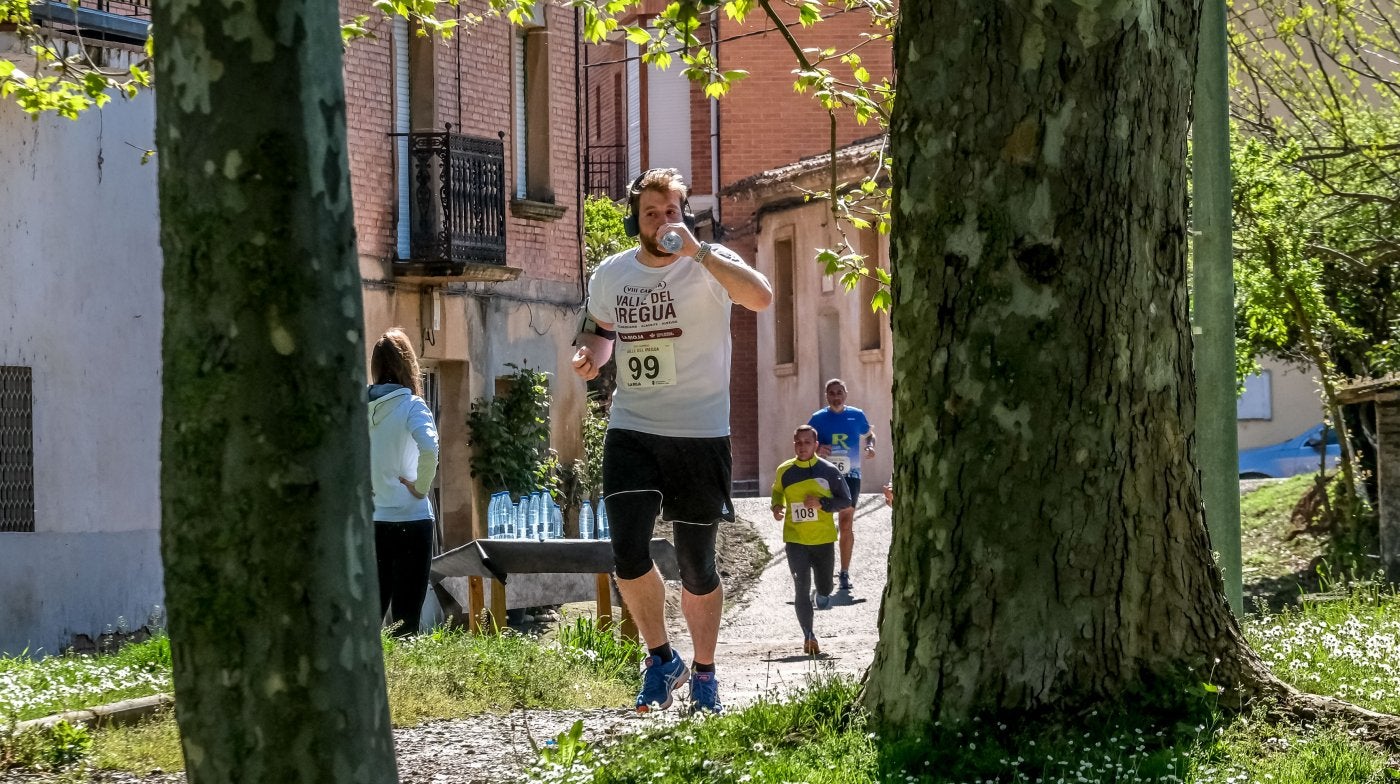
xmin=498 ymin=496 xmax=511 ymax=538
xmin=597 ymin=500 xmax=610 ymax=540
xmin=486 ymin=493 xmax=499 ymax=538
xmin=550 ymin=503 xmax=563 ymax=539
xmin=493 ymin=492 xmax=510 ymax=538
xmin=579 ymin=500 xmax=594 ymax=540
xmin=514 ymin=501 xmax=528 ymax=539
xmin=660 ymin=231 xmax=683 ymax=253
xmin=538 ymin=492 xmax=553 ymax=539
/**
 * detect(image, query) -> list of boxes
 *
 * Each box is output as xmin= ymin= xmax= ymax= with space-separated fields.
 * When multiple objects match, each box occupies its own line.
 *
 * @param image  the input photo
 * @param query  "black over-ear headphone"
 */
xmin=623 ymin=168 xmax=697 ymax=238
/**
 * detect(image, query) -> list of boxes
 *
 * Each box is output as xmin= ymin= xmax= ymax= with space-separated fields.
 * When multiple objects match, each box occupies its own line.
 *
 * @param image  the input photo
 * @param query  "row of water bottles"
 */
xmin=486 ymin=491 xmax=611 ymax=540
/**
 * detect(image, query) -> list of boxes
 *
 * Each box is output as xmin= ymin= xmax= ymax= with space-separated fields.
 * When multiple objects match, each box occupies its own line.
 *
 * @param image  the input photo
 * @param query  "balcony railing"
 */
xmin=32 ymin=1 xmax=151 ymax=45
xmin=74 ymin=0 xmax=151 ymax=18
xmin=585 ymin=144 xmax=628 ymax=203
xmin=395 ymin=128 xmax=507 ymax=277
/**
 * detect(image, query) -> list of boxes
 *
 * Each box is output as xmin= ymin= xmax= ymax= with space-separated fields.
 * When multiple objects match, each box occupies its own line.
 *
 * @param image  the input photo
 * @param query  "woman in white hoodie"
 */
xmin=368 ymin=328 xmax=440 ymax=637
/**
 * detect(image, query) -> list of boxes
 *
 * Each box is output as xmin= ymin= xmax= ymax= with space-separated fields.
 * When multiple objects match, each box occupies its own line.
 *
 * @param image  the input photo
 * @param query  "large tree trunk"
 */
xmin=865 ymin=1 xmax=1269 ymax=727
xmin=153 ymin=2 xmax=398 ymax=781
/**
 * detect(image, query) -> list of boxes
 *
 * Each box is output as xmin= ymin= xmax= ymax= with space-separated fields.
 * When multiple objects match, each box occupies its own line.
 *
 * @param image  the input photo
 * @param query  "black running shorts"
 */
xmin=601 ymin=428 xmax=735 ymax=593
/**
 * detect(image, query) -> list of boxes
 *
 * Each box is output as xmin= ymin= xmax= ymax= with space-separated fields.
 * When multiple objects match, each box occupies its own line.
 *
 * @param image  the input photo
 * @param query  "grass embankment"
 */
xmin=2 ymin=617 xmax=641 ymax=775
xmin=1241 ymin=474 xmax=1332 ymax=609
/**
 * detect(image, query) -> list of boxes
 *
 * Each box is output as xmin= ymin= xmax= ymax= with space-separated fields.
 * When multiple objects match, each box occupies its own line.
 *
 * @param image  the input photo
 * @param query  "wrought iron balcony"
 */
xmin=395 ymin=128 xmax=508 ymax=277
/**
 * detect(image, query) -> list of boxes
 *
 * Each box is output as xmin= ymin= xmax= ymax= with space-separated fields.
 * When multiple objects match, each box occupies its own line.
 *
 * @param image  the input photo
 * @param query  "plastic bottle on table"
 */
xmin=579 ymin=500 xmax=594 ymax=539
xmin=493 ymin=492 xmax=510 ymax=538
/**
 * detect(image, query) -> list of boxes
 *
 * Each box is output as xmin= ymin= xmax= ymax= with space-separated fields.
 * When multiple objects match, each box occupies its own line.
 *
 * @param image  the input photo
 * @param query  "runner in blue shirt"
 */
xmin=806 ymin=378 xmax=876 ymax=592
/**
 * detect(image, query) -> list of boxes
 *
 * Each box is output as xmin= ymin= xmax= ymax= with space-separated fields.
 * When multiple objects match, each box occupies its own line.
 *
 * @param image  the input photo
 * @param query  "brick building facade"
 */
xmin=582 ymin=4 xmax=892 ymax=493
xmin=344 ymin=0 xmax=590 ymax=548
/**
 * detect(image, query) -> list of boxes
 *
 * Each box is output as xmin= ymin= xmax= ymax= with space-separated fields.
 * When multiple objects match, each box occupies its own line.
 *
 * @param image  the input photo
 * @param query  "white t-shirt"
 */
xmin=587 ymin=245 xmax=737 ymax=438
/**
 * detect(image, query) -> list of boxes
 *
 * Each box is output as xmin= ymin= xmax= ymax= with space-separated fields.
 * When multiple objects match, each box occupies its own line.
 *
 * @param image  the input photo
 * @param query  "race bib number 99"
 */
xmin=621 ymin=340 xmax=677 ymax=389
xmin=792 ymin=505 xmax=820 ymax=523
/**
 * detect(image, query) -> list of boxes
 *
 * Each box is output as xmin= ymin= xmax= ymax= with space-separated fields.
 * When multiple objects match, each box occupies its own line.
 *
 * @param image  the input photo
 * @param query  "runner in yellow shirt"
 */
xmin=770 ymin=425 xmax=853 ymax=655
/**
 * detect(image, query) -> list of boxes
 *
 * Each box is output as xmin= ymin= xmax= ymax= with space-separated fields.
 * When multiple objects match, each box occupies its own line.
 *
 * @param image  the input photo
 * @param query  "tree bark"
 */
xmin=866 ymin=0 xmax=1271 ymax=727
xmin=153 ymin=1 xmax=397 ymax=781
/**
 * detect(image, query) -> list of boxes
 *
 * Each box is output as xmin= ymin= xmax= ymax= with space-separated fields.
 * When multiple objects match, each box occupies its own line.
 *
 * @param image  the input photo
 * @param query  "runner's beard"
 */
xmin=638 ymin=234 xmax=676 ymax=259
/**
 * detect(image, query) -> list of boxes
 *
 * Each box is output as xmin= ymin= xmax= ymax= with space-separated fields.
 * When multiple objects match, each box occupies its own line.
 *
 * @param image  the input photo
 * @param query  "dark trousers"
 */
xmin=374 ymin=519 xmax=434 ymax=637
xmin=786 ymin=541 xmax=835 ymax=638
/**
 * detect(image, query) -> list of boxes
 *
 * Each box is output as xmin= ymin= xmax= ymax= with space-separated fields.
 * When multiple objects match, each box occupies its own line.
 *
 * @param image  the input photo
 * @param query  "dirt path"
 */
xmin=687 ymin=494 xmax=889 ymax=707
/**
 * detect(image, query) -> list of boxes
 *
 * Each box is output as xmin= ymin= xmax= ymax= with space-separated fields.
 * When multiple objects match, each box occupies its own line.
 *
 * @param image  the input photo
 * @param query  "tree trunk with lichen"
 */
xmin=864 ymin=0 xmax=1274 ymax=728
xmin=153 ymin=1 xmax=397 ymax=781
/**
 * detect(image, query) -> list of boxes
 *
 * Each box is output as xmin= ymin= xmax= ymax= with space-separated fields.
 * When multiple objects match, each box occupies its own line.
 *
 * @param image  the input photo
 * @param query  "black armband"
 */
xmin=574 ymin=310 xmax=616 ymax=344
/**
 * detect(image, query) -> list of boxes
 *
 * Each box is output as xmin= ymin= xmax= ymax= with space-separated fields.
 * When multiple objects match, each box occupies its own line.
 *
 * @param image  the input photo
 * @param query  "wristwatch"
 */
xmin=693 ymin=242 xmax=713 ymax=264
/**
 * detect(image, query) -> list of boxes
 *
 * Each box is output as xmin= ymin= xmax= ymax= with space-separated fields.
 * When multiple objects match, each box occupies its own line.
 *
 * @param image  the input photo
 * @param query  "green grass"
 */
xmin=1240 ymin=474 xmax=1318 ymax=532
xmin=88 ymin=713 xmax=184 ymax=774
xmin=1240 ymin=474 xmax=1327 ymax=607
xmin=530 ymin=683 xmax=1392 ymax=784
xmin=0 ymin=618 xmax=639 ymax=775
xmin=0 ymin=636 xmax=172 ymax=722
xmin=1194 ymin=710 xmax=1389 ymax=784
xmin=532 ymin=589 xmax=1400 ymax=784
xmin=0 ymin=619 xmax=643 ymax=775
xmin=381 ymin=623 xmax=641 ymax=726
xmin=1243 ymin=583 xmax=1400 ymax=714
xmin=533 ymin=674 xmax=875 ymax=784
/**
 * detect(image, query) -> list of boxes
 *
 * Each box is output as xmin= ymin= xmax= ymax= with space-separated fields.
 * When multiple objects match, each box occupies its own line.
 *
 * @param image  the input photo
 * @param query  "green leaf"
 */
xmin=723 ymin=0 xmax=755 ymax=22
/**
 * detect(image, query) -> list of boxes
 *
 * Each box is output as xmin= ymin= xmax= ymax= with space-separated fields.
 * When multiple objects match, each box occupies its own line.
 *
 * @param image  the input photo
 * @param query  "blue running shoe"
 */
xmin=690 ymin=670 xmax=723 ymax=714
xmin=838 ymin=571 xmax=853 ymax=592
xmin=636 ymin=653 xmax=689 ymax=713
xmin=814 ymin=592 xmax=831 ymax=610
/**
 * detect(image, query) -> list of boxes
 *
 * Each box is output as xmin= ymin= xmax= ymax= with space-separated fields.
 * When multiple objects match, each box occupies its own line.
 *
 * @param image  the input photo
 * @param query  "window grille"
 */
xmin=0 ymin=366 xmax=36 ymax=533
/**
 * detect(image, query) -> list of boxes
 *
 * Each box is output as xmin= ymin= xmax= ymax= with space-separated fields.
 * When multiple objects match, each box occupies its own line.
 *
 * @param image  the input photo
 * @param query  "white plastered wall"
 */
xmin=0 ymin=83 xmax=164 ymax=654
xmin=754 ymin=202 xmax=893 ymax=497
xmin=1237 ymin=355 xmax=1326 ymax=450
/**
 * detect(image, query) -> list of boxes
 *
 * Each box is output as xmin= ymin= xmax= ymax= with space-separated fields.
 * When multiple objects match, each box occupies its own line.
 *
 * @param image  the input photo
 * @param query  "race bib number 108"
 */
xmin=792 ymin=505 xmax=819 ymax=523
xmin=621 ymin=340 xmax=677 ymax=389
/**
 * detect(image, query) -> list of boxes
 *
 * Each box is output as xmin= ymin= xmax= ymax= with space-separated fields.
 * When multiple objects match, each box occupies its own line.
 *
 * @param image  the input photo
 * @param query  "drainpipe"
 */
xmin=710 ymin=11 xmax=722 ymax=237
xmin=574 ymin=5 xmax=587 ymax=305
